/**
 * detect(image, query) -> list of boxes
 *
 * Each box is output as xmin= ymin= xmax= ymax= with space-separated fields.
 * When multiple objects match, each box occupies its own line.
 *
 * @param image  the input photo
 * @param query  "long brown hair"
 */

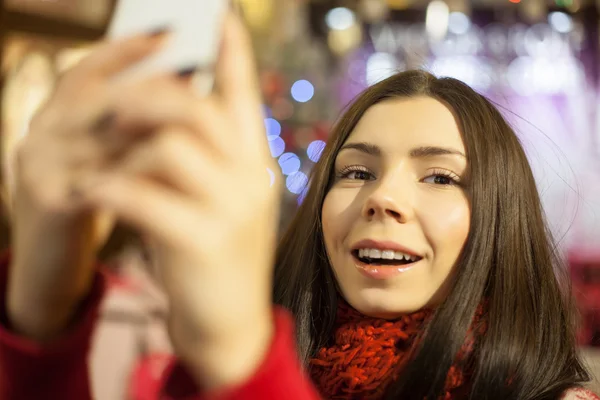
xmin=273 ymin=70 xmax=589 ymax=399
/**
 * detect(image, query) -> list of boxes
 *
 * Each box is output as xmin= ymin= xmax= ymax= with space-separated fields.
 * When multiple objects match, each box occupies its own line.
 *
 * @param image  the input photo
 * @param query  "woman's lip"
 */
xmin=352 ymin=253 xmax=420 ymax=280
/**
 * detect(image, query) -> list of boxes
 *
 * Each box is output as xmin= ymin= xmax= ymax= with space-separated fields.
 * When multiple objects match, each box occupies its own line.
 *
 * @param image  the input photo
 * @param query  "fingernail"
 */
xmin=91 ymin=110 xmax=117 ymax=135
xmin=177 ymin=66 xmax=197 ymax=78
xmin=148 ymin=27 xmax=169 ymax=37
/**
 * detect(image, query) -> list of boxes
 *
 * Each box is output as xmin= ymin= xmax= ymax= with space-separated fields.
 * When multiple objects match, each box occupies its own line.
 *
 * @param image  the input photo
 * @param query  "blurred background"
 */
xmin=2 ymin=0 xmax=600 ymax=398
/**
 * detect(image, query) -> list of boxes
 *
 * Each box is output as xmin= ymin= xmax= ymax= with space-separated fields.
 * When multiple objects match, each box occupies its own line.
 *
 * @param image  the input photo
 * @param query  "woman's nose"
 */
xmin=361 ymin=182 xmax=414 ymax=224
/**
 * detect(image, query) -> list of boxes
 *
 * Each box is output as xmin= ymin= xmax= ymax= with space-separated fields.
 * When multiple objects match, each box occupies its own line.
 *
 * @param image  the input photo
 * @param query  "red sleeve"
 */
xmin=0 ymin=249 xmax=321 ymax=400
xmin=0 ymin=252 xmax=106 ymax=400
xmin=160 ymin=308 xmax=322 ymax=400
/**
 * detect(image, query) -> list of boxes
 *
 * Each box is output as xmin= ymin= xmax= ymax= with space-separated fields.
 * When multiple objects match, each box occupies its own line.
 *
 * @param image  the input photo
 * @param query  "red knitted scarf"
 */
xmin=309 ymin=300 xmax=486 ymax=400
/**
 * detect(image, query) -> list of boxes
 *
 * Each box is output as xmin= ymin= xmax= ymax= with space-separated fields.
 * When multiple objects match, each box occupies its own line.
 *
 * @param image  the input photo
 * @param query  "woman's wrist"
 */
xmin=6 ymin=294 xmax=78 ymax=342
xmin=6 ymin=259 xmax=92 ymax=342
xmin=183 ymin=312 xmax=275 ymax=391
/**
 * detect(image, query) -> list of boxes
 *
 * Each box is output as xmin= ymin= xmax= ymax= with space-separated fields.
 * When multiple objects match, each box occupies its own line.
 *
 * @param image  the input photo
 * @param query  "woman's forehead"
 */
xmin=345 ymin=97 xmax=466 ymax=155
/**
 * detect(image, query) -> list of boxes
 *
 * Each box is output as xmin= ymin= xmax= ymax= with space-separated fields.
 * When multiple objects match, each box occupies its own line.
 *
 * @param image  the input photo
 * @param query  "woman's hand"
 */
xmin=6 ymin=31 xmax=196 ymax=342
xmin=78 ymin=13 xmax=281 ymax=389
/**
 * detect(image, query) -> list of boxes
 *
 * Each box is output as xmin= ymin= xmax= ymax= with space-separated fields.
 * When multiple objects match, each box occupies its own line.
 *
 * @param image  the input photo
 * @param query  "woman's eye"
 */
xmin=342 ymin=170 xmax=373 ymax=180
xmin=423 ymin=174 xmax=455 ymax=185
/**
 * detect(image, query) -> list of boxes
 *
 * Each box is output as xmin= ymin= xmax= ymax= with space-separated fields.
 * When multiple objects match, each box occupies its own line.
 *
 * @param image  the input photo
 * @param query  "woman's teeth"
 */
xmin=357 ymin=248 xmax=418 ymax=262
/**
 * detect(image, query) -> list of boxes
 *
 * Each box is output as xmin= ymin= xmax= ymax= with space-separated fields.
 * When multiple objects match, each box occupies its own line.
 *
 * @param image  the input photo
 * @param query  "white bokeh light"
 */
xmin=426 ymin=1 xmax=449 ymax=40
xmin=448 ymin=12 xmax=471 ymax=35
xmin=548 ymin=12 xmax=573 ymax=33
xmin=430 ymin=56 xmax=492 ymax=91
xmin=325 ymin=7 xmax=356 ymax=31
xmin=506 ymin=55 xmax=582 ymax=95
xmin=366 ymin=52 xmax=399 ymax=86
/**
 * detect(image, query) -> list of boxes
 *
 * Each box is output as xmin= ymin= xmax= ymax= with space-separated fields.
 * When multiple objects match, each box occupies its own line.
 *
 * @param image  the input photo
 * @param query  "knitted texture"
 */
xmin=309 ymin=300 xmax=486 ymax=399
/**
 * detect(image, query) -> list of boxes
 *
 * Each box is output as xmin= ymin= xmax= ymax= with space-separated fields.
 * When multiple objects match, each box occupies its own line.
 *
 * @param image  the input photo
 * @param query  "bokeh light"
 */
xmin=327 ymin=24 xmax=363 ymax=56
xmin=264 ymin=117 xmax=282 ymax=136
xmin=268 ymin=135 xmax=285 ymax=158
xmin=426 ymin=1 xmax=449 ymax=40
xmin=286 ymin=171 xmax=309 ymax=194
xmin=366 ymin=52 xmax=399 ymax=86
xmin=307 ymin=140 xmax=326 ymax=163
xmin=430 ymin=56 xmax=492 ymax=91
xmin=448 ymin=12 xmax=471 ymax=35
xmin=291 ymin=80 xmax=315 ymax=103
xmin=325 ymin=7 xmax=356 ymax=31
xmin=548 ymin=12 xmax=572 ymax=33
xmin=297 ymin=187 xmax=309 ymax=205
xmin=279 ymin=153 xmax=301 ymax=175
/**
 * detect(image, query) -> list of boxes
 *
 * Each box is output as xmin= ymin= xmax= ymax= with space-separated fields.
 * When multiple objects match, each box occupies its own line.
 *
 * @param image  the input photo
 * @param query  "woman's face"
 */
xmin=321 ymin=96 xmax=470 ymax=318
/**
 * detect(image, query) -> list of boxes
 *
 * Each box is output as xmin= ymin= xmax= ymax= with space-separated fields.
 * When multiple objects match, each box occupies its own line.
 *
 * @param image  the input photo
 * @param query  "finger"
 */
xmin=81 ymin=174 xmax=199 ymax=250
xmin=214 ymin=12 xmax=268 ymax=157
xmin=70 ymin=31 xmax=168 ymax=80
xmin=114 ymin=127 xmax=217 ymax=197
xmin=47 ymin=34 xmax=168 ymax=131
xmin=107 ymin=78 xmax=226 ymax=151
xmin=214 ymin=12 xmax=262 ymax=118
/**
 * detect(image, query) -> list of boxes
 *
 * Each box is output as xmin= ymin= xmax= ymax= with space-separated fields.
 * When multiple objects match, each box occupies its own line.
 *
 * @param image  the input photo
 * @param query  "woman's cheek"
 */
xmin=417 ymin=192 xmax=470 ymax=240
xmin=322 ymin=188 xmax=362 ymax=254
xmin=323 ymin=188 xmax=360 ymax=224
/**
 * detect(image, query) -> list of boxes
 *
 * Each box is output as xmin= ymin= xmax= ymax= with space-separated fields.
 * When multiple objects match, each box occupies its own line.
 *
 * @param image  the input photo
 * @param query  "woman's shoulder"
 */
xmin=561 ymin=387 xmax=600 ymax=400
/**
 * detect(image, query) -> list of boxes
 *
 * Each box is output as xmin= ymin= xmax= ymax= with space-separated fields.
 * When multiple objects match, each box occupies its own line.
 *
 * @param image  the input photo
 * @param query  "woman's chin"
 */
xmin=344 ymin=288 xmax=432 ymax=319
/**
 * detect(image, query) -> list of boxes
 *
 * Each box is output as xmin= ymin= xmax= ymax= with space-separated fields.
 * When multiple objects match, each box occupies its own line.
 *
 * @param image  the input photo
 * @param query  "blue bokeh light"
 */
xmin=307 ymin=140 xmax=326 ymax=163
xmin=297 ymin=187 xmax=309 ymax=205
xmin=278 ymin=153 xmax=301 ymax=176
xmin=286 ymin=171 xmax=309 ymax=195
xmin=268 ymin=135 xmax=285 ymax=158
xmin=291 ymin=80 xmax=315 ymax=103
xmin=264 ymin=118 xmax=281 ymax=136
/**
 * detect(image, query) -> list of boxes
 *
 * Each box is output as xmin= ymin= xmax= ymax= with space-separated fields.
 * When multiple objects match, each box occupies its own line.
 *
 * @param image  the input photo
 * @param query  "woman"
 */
xmin=272 ymin=72 xmax=597 ymax=399
xmin=0 ymin=9 xmax=597 ymax=400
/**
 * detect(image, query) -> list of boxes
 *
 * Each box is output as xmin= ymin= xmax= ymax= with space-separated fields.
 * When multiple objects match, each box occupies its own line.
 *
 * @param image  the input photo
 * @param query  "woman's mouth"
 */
xmin=351 ymin=248 xmax=423 ymax=279
xmin=352 ymin=248 xmax=421 ymax=266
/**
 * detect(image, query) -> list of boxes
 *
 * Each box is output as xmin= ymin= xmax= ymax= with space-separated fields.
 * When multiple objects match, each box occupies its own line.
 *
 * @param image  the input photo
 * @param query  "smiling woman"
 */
xmin=322 ymin=97 xmax=470 ymax=316
xmin=273 ymin=70 xmax=595 ymax=399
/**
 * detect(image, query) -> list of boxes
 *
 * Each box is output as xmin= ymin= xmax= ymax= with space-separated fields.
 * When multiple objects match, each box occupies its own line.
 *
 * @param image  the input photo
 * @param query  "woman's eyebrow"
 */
xmin=339 ymin=142 xmax=466 ymax=159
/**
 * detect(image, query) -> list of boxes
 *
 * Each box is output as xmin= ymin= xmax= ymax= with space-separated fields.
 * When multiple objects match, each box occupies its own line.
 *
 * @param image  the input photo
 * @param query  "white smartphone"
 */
xmin=106 ymin=0 xmax=228 ymax=81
